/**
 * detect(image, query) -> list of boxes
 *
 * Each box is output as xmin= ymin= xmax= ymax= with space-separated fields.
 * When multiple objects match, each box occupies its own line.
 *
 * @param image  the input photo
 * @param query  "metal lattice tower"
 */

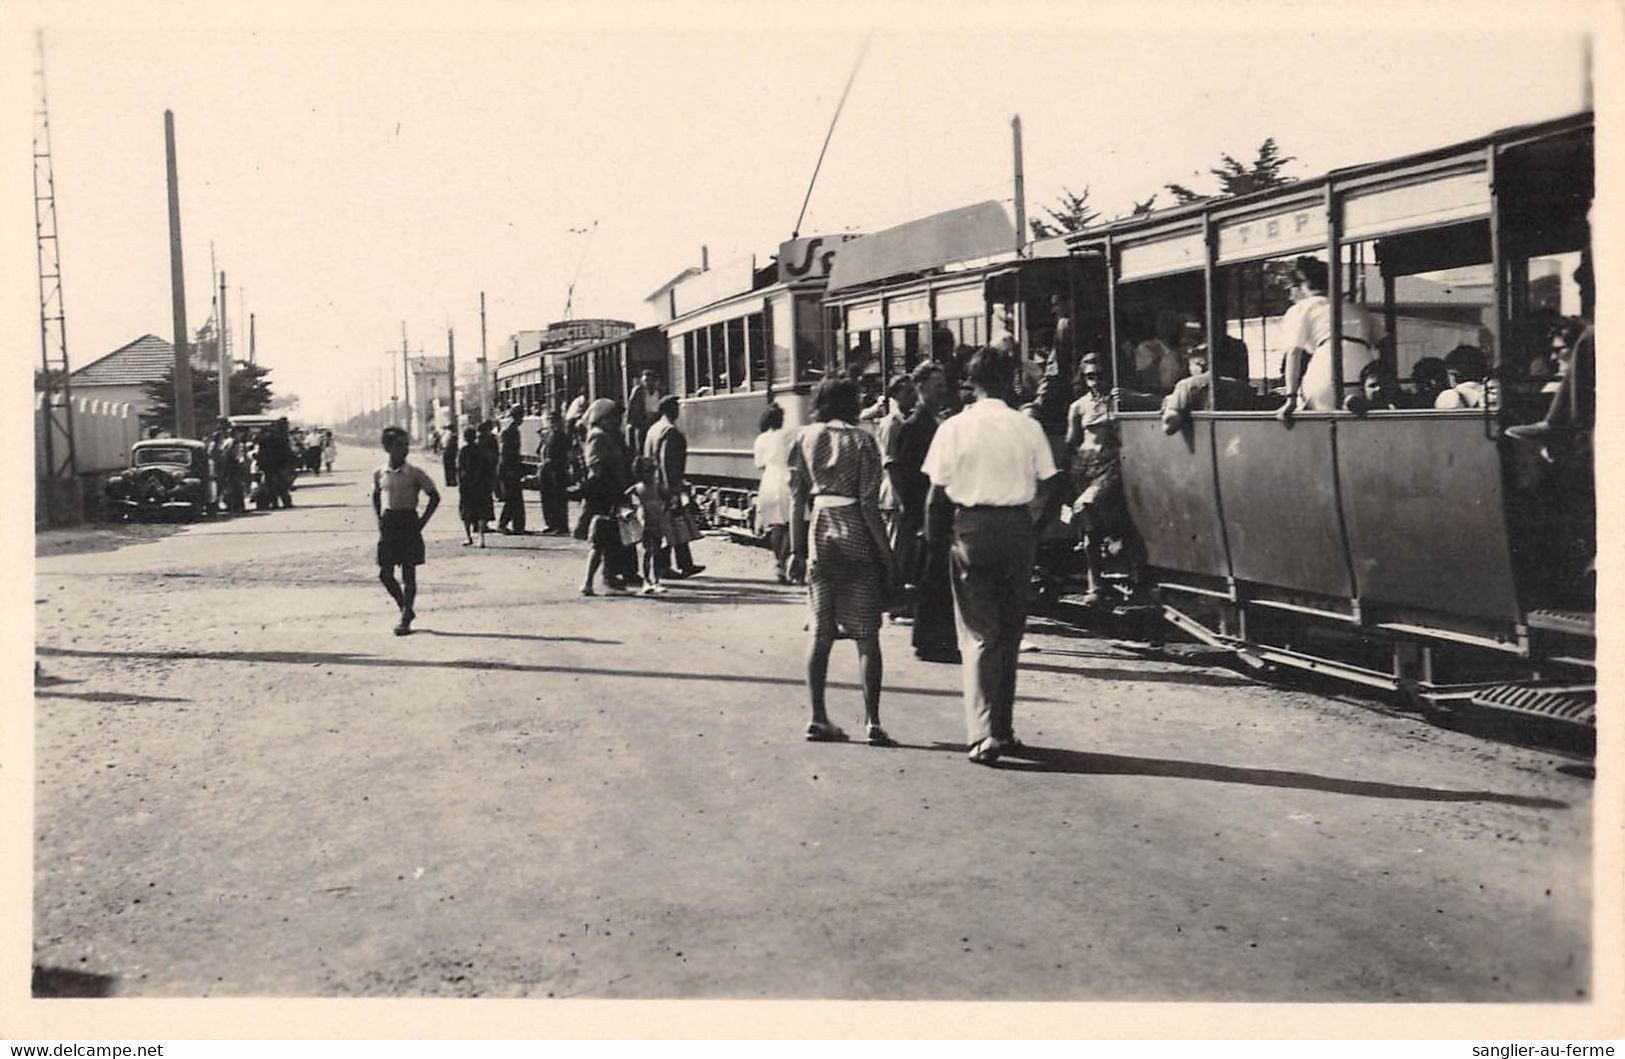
xmin=34 ymin=31 xmax=77 ymax=482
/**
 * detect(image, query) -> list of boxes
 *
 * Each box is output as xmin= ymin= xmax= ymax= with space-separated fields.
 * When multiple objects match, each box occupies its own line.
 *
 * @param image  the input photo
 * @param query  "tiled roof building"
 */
xmin=70 ymin=334 xmax=177 ymax=387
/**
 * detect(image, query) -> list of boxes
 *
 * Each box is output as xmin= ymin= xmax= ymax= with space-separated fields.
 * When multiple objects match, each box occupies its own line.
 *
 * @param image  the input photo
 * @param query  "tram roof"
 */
xmin=1064 ymin=110 xmax=1592 ymax=249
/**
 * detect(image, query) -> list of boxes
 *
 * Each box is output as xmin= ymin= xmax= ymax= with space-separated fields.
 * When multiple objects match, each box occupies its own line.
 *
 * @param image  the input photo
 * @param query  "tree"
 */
xmin=1163 ymin=138 xmax=1298 ymax=204
xmin=141 ymin=362 xmax=275 ymax=436
xmin=1030 ymin=185 xmax=1101 ymax=238
xmin=1128 ymin=194 xmax=1159 ymax=217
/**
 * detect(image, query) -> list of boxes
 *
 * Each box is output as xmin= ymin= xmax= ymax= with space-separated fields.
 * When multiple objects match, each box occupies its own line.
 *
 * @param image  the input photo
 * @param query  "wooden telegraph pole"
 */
xmin=165 ymin=111 xmax=195 ymax=437
xmin=478 ymin=291 xmax=489 ymax=421
xmin=218 ymin=268 xmax=230 ymax=420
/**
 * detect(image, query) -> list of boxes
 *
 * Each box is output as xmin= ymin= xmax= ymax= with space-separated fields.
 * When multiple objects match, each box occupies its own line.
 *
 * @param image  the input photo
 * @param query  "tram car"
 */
xmin=662 ymin=203 xmax=1099 ymax=532
xmin=508 ymin=325 xmax=666 ymax=483
xmin=654 ymin=239 xmax=845 ymax=528
xmin=1064 ymin=112 xmax=1594 ymax=729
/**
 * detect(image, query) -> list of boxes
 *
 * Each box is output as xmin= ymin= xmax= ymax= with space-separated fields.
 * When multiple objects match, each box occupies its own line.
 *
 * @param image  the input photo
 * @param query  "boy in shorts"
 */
xmin=372 ymin=427 xmax=440 ymax=635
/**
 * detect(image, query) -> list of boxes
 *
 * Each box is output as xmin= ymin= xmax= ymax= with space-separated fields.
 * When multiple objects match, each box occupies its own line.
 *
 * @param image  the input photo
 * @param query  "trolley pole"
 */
xmin=1011 ymin=114 xmax=1027 ymax=256
xmin=218 ymin=269 xmax=231 ymax=420
xmin=165 ymin=110 xmax=196 ymax=438
xmin=478 ymin=291 xmax=489 ymax=421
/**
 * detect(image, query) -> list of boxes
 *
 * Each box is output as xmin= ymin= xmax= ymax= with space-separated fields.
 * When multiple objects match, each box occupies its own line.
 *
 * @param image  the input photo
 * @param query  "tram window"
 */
xmin=938 ymin=316 xmax=984 ymax=362
xmin=795 ymin=298 xmax=828 ymax=383
xmin=708 ymin=323 xmax=727 ymax=391
xmin=1114 ymin=272 xmax=1206 ymax=401
xmin=669 ymin=336 xmax=685 ymax=398
xmin=747 ymin=312 xmax=769 ymax=390
xmin=887 ymin=323 xmax=925 ymax=374
xmin=726 ymin=317 xmax=748 ymax=392
xmin=693 ymin=329 xmax=712 ymax=393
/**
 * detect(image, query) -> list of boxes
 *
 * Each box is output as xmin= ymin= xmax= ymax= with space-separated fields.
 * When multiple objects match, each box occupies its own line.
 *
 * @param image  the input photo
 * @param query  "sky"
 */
xmin=1 ymin=0 xmax=1607 ymax=425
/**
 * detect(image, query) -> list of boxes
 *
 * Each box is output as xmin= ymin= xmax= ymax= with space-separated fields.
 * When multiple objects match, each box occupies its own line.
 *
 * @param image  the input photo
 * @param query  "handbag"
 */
xmin=616 ymin=503 xmax=644 ymax=546
xmin=667 ymin=499 xmax=696 ymax=545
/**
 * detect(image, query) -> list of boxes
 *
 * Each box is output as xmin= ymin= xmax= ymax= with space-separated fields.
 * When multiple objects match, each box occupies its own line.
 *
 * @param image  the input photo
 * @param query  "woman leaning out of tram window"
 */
xmin=1276 ymin=256 xmax=1380 ymax=422
xmin=752 ymin=402 xmax=795 ymax=584
xmin=788 ymin=378 xmax=897 ymax=747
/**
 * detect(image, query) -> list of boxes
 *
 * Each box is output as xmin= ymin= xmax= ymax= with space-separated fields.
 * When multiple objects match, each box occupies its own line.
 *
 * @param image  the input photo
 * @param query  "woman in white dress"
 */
xmin=752 ymin=403 xmax=795 ymax=583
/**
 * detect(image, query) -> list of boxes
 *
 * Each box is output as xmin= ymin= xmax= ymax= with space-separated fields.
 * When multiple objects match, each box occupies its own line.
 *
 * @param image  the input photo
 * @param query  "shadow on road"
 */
xmin=36 ymin=644 xmax=1003 ymax=700
xmin=1017 ymin=660 xmax=1254 ymax=687
xmin=907 ymin=741 xmax=1569 ymax=809
xmin=414 ymin=629 xmax=620 ymax=645
xmin=35 ymin=689 xmax=191 ymax=704
xmin=32 ymin=965 xmax=116 ymax=998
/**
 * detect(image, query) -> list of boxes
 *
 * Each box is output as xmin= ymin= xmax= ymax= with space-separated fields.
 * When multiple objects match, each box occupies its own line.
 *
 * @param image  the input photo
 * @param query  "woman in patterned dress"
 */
xmin=788 ymin=378 xmax=896 ymax=746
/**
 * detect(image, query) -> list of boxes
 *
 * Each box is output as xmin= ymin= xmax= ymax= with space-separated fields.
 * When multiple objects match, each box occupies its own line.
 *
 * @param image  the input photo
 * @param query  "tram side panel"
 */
xmin=1117 ymin=415 xmax=1229 ymax=582
xmin=1335 ymin=411 xmax=1523 ymax=631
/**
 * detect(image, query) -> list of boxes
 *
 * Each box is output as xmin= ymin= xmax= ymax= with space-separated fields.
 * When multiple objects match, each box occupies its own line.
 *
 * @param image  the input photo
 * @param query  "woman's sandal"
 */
xmin=805 ymin=720 xmax=849 ymax=742
xmin=866 ymin=724 xmax=898 ymax=747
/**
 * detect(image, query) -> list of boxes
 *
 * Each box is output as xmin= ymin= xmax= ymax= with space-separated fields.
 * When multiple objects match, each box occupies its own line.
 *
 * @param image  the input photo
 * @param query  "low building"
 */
xmin=68 ymin=334 xmax=180 ymax=426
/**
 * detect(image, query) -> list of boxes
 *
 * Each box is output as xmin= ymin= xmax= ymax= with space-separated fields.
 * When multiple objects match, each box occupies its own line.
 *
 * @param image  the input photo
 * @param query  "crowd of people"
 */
xmin=369 ymin=276 xmax=1593 ymax=763
xmin=185 ymin=417 xmax=334 ymax=514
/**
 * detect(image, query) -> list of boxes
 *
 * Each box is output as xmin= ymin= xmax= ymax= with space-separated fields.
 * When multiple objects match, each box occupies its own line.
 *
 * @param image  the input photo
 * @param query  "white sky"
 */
xmin=1 ymin=0 xmax=1606 ymax=424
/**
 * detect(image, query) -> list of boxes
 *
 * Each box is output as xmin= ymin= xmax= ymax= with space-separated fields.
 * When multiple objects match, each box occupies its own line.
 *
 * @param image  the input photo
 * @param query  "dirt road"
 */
xmin=31 ymin=446 xmax=1591 ymax=1000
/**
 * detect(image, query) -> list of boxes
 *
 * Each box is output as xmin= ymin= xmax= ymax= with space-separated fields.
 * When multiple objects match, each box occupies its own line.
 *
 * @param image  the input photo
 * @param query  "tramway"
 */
xmin=1064 ymin=112 xmax=1594 ymax=735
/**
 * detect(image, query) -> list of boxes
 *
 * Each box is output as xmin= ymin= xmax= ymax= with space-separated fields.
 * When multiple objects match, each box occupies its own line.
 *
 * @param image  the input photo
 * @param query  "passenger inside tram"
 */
xmin=1159 ymin=334 xmax=1254 ymax=433
xmin=1409 ymin=356 xmax=1450 ymax=407
xmin=1343 ymin=360 xmax=1404 ymax=415
xmin=1434 ymin=344 xmax=1489 ymax=409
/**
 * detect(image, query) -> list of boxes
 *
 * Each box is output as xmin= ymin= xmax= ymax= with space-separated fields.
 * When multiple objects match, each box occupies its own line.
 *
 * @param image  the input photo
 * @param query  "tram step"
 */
xmin=1526 ymin=608 xmax=1595 ymax=637
xmin=1467 ymin=683 xmax=1595 ymax=727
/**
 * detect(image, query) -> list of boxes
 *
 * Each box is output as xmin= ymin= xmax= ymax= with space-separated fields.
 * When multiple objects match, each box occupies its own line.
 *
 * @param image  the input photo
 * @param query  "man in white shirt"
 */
xmin=921 ymin=349 xmax=1060 ymax=765
xmin=1277 ymin=256 xmax=1381 ymax=419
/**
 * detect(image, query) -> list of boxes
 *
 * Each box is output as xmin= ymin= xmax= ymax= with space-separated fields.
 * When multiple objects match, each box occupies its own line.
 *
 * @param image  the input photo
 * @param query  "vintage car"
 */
xmin=103 ymin=438 xmax=216 ymax=519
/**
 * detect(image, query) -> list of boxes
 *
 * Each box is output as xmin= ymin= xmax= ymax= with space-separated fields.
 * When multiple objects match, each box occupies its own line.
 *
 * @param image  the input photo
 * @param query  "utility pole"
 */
xmin=1011 ymin=114 xmax=1027 ymax=256
xmin=218 ymin=268 xmax=231 ymax=420
xmin=447 ymin=326 xmax=459 ymax=439
xmin=478 ymin=291 xmax=489 ymax=422
xmin=165 ymin=110 xmax=195 ymax=438
xmin=249 ymin=312 xmax=256 ymax=365
xmin=33 ymin=30 xmax=78 ymax=524
xmin=400 ymin=322 xmax=411 ymax=437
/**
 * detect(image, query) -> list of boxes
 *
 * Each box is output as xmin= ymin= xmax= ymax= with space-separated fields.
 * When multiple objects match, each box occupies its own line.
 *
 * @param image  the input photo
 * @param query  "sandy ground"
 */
xmin=31 ymin=445 xmax=1591 ymax=1001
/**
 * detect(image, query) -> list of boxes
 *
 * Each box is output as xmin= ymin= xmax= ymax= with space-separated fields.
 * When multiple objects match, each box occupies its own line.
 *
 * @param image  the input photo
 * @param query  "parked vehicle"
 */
xmin=103 ymin=438 xmax=216 ymax=519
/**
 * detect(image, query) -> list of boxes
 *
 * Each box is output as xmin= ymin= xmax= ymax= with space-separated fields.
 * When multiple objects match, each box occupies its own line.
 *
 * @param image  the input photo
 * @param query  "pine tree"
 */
xmin=1162 ymin=138 xmax=1298 ymax=204
xmin=1030 ymin=185 xmax=1101 ymax=238
xmin=141 ymin=362 xmax=276 ymax=436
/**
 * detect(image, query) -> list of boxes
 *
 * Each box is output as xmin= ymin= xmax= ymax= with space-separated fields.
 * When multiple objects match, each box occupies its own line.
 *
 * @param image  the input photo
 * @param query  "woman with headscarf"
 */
xmin=752 ymin=402 xmax=795 ymax=583
xmin=578 ymin=398 xmax=634 ymax=595
xmin=787 ymin=378 xmax=896 ymax=746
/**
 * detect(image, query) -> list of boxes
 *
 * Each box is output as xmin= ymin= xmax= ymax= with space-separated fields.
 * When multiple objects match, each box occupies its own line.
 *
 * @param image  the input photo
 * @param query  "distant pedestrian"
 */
xmin=371 ymin=426 xmax=440 ymax=636
xmin=476 ymin=420 xmax=499 ymax=533
xmin=440 ymin=425 xmax=459 ymax=487
xmin=630 ymin=455 xmax=669 ymax=595
xmin=497 ymin=406 xmax=529 ymax=534
xmin=455 ymin=425 xmax=493 ymax=548
xmin=625 ymin=369 xmax=664 ymax=455
xmin=579 ymin=399 xmax=632 ymax=596
xmin=897 ymin=362 xmax=955 ymax=660
xmin=922 ymin=348 xmax=1059 ymax=765
xmin=644 ymin=395 xmax=705 ymax=580
xmin=322 ymin=430 xmax=336 ymax=474
xmin=788 ymin=377 xmax=896 ymax=747
xmin=536 ymin=410 xmax=573 ymax=534
xmin=752 ymin=403 xmax=794 ymax=583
